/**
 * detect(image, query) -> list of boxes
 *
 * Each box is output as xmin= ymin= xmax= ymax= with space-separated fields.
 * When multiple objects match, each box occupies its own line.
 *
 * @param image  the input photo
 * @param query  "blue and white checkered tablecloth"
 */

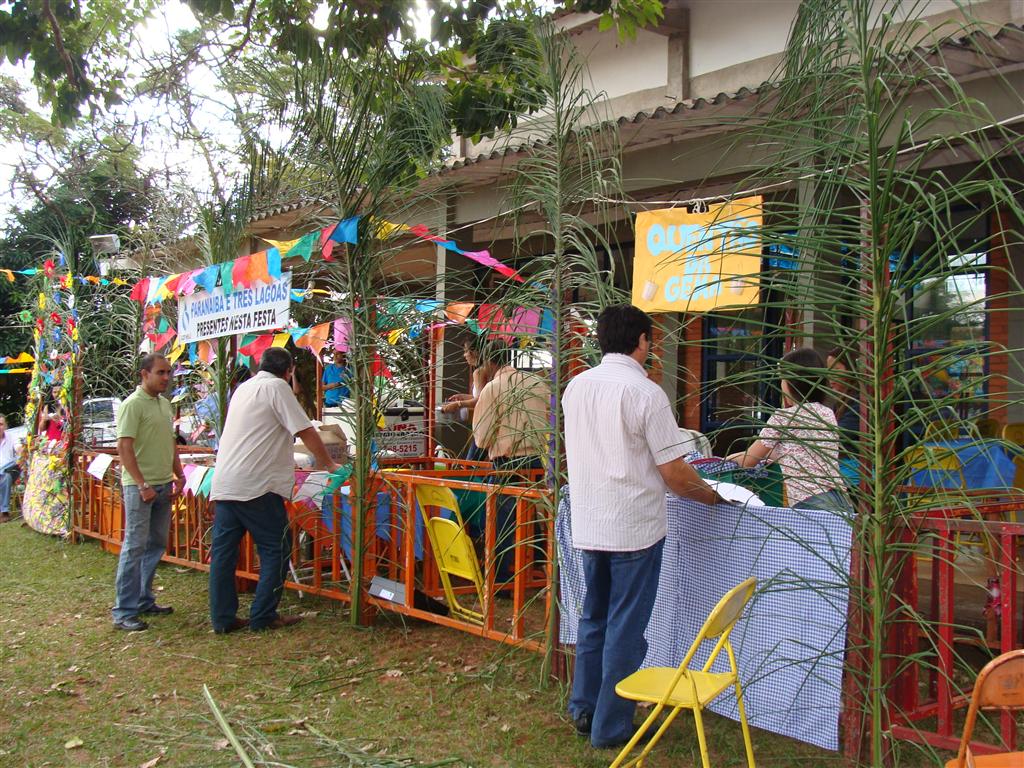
xmin=556 ymin=487 xmax=852 ymax=752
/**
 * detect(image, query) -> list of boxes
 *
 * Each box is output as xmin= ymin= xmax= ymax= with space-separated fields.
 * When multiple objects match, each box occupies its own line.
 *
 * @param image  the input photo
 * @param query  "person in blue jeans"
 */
xmin=0 ymin=415 xmax=21 ymax=522
xmin=208 ymin=348 xmax=339 ymax=634
xmin=562 ymin=304 xmax=720 ymax=749
xmin=112 ymin=354 xmax=184 ymax=632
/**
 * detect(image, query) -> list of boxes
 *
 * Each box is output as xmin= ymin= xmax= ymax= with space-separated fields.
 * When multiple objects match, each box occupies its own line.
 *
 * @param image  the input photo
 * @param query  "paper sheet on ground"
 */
xmin=86 ymin=453 xmax=115 ymax=480
xmin=705 ymin=480 xmax=765 ymax=507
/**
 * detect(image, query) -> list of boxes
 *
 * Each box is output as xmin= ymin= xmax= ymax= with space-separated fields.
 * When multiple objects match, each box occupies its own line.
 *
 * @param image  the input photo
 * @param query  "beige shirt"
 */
xmin=472 ymin=367 xmax=550 ymax=460
xmin=211 ymin=371 xmax=313 ymax=501
xmin=562 ymin=354 xmax=687 ymax=551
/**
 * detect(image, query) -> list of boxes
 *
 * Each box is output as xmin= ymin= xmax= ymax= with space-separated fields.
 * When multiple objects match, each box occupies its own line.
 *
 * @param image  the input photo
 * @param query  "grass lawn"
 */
xmin=2 ymin=521 xmax=877 ymax=767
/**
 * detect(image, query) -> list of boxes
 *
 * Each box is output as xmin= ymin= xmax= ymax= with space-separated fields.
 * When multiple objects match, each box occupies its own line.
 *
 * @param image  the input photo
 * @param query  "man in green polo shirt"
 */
xmin=112 ymin=353 xmax=184 ymax=632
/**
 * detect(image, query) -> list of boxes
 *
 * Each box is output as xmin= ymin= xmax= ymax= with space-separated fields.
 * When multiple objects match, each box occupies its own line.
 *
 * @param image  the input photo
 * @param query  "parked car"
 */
xmin=81 ymin=397 xmax=122 ymax=447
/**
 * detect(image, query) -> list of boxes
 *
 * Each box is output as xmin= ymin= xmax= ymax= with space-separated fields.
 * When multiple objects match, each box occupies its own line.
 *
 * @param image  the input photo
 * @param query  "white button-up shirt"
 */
xmin=211 ymin=371 xmax=313 ymax=502
xmin=562 ymin=353 xmax=687 ymax=551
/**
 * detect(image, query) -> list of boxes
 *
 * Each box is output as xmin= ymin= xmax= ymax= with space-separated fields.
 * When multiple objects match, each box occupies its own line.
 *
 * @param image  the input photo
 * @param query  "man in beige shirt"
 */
xmin=472 ymin=353 xmax=550 ymax=468
xmin=471 ymin=347 xmax=550 ymax=583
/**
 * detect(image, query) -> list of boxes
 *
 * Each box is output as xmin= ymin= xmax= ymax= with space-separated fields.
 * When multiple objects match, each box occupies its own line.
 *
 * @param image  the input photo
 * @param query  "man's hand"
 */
xmin=139 ymin=485 xmax=157 ymax=503
xmin=172 ymin=476 xmax=186 ymax=498
xmin=325 ymin=461 xmax=341 ymax=475
xmin=657 ymin=458 xmax=719 ymax=506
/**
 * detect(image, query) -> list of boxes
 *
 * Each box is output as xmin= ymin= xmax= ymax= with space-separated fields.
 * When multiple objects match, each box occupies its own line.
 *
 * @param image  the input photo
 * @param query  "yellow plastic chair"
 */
xmin=609 ymin=578 xmax=757 ymax=768
xmin=1002 ymin=423 xmax=1024 ymax=446
xmin=413 ymin=484 xmax=485 ymax=625
xmin=924 ymin=420 xmax=960 ymax=442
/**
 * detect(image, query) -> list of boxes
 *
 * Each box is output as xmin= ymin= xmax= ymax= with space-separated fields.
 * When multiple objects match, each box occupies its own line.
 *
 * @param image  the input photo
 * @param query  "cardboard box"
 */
xmin=294 ymin=424 xmax=348 ymax=464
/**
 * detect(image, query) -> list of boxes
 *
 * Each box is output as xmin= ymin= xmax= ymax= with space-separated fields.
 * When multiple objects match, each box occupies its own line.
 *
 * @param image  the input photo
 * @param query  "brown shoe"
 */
xmin=0 ymin=513 xmax=11 ymax=523
xmin=213 ymin=618 xmax=250 ymax=635
xmin=254 ymin=614 xmax=302 ymax=631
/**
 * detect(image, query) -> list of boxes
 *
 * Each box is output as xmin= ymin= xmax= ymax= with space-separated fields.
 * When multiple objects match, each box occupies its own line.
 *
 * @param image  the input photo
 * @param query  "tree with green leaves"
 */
xmin=4 ymin=0 xmax=665 ymax=130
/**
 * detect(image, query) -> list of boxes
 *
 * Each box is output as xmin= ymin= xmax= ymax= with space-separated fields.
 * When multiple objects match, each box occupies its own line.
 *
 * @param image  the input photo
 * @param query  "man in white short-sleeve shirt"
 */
xmin=208 ymin=348 xmax=339 ymax=634
xmin=563 ymin=304 xmax=719 ymax=749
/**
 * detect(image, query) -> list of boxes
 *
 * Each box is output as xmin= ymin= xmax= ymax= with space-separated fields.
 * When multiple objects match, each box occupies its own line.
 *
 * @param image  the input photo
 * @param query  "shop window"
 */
xmin=906 ymin=251 xmax=988 ymax=422
xmin=700 ymin=308 xmax=783 ymax=452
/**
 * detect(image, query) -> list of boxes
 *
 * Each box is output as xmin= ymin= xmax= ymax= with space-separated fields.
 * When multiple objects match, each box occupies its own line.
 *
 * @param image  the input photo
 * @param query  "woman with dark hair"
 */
xmin=442 ymin=339 xmax=500 ymax=417
xmin=727 ymin=347 xmax=851 ymax=512
xmin=441 ymin=338 xmax=501 ymax=460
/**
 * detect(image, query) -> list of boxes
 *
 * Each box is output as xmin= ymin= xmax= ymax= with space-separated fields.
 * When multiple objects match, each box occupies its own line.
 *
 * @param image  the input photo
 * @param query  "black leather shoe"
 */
xmin=213 ymin=618 xmax=250 ymax=635
xmin=113 ymin=617 xmax=148 ymax=632
xmin=574 ymin=713 xmax=592 ymax=737
xmin=140 ymin=604 xmax=173 ymax=615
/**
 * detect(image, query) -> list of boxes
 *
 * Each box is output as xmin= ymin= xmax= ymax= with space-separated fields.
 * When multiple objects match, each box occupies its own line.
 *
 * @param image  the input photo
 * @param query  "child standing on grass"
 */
xmin=727 ymin=347 xmax=852 ymax=513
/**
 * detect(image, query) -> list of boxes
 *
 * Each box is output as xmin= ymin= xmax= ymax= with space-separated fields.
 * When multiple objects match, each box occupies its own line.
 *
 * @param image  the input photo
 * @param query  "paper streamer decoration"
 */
xmin=294 ymin=471 xmax=328 ymax=503
xmin=184 ymin=465 xmax=209 ymax=496
xmin=129 ymin=211 xmax=523 ymax=305
xmin=197 ymin=467 xmax=215 ymax=498
xmin=333 ymin=318 xmax=351 ymax=352
xmin=326 ymin=464 xmax=354 ymax=493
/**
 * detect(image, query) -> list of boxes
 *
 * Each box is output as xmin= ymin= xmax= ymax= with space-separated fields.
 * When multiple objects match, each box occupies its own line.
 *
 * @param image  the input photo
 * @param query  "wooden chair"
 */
xmin=974 ymin=418 xmax=1001 ymax=440
xmin=413 ymin=483 xmax=485 ymax=625
xmin=609 ymin=578 xmax=757 ymax=768
xmin=945 ymin=649 xmax=1024 ymax=768
xmin=1002 ymin=423 xmax=1024 ymax=446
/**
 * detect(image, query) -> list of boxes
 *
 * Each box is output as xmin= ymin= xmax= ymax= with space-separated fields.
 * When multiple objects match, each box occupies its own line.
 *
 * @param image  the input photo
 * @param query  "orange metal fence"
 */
xmin=71 ymin=450 xmax=556 ymax=652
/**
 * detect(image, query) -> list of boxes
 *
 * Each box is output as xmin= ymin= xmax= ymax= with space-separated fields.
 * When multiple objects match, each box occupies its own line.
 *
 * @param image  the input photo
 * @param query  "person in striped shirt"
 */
xmin=563 ymin=304 xmax=719 ymax=749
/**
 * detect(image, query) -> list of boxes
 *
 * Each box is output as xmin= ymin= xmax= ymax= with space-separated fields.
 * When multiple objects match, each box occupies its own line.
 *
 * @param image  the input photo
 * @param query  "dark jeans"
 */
xmin=491 ymin=456 xmax=543 ymax=584
xmin=209 ymin=493 xmax=292 ymax=631
xmin=569 ymin=538 xmax=665 ymax=748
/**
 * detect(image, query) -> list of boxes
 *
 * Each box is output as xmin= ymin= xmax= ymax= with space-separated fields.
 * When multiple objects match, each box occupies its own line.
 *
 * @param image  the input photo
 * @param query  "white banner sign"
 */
xmin=178 ymin=272 xmax=292 ymax=344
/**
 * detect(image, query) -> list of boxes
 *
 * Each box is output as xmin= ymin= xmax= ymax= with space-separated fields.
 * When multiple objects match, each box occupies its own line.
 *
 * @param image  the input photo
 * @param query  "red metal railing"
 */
xmin=888 ymin=500 xmax=1024 ymax=754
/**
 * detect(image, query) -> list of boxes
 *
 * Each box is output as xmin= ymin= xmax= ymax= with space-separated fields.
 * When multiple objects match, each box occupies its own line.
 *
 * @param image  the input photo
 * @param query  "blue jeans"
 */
xmin=209 ymin=493 xmax=291 ymax=631
xmin=569 ymin=538 xmax=665 ymax=748
xmin=112 ymin=483 xmax=172 ymax=622
xmin=0 ymin=461 xmax=17 ymax=513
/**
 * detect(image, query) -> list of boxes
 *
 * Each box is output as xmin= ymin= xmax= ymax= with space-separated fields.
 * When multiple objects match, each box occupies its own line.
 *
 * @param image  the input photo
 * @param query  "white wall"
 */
xmin=572 ymin=26 xmax=668 ymax=99
xmin=688 ymin=0 xmax=799 ymax=79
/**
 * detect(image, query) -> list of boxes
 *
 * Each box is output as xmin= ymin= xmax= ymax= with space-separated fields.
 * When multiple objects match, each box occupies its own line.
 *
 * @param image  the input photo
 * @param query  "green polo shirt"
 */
xmin=117 ymin=386 xmax=175 ymax=487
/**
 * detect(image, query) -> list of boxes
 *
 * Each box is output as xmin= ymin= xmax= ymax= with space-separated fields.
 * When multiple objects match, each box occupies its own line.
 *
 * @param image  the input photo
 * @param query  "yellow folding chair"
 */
xmin=413 ymin=484 xmax=485 ymax=625
xmin=609 ymin=578 xmax=757 ymax=768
